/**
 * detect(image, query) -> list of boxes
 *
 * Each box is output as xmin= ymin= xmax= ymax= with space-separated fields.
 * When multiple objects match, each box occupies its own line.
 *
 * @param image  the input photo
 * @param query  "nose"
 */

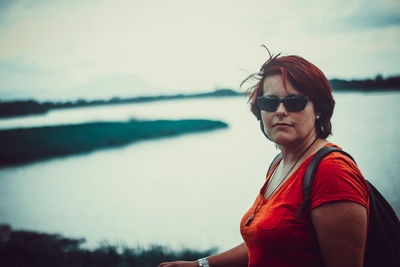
xmin=276 ymin=102 xmax=288 ymax=114
xmin=275 ymin=102 xmax=288 ymax=119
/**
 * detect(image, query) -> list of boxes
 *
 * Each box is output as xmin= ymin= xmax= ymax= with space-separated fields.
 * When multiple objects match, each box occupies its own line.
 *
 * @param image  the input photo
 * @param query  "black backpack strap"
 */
xmin=295 ymin=146 xmax=355 ymax=221
xmin=267 ymin=153 xmax=282 ymax=177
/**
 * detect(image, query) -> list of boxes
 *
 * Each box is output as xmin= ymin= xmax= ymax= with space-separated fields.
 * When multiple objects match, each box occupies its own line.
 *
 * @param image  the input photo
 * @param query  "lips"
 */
xmin=273 ymin=123 xmax=293 ymax=127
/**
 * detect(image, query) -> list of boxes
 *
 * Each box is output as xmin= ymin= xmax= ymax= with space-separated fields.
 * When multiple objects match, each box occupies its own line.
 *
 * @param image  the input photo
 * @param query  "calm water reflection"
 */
xmin=0 ymin=92 xmax=399 ymax=251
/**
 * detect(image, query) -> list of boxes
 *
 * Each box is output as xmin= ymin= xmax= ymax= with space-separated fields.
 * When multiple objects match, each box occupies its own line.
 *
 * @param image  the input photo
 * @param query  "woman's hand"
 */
xmin=159 ymin=243 xmax=248 ymax=267
xmin=158 ymin=260 xmax=198 ymax=267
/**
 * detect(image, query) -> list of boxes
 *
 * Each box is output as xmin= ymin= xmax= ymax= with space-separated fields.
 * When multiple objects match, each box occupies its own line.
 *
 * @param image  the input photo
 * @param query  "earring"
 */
xmin=316 ymin=115 xmax=320 ymax=120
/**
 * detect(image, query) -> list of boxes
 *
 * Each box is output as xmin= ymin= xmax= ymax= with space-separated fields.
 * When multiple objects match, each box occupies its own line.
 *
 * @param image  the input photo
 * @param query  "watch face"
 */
xmin=198 ymin=258 xmax=209 ymax=267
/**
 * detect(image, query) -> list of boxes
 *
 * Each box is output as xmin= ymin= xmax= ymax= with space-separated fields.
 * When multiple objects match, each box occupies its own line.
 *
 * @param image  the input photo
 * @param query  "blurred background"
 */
xmin=0 ymin=0 xmax=399 ymax=259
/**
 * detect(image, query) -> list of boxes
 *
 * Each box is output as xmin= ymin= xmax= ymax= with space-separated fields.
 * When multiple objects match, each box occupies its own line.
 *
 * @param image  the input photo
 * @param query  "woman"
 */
xmin=159 ymin=53 xmax=369 ymax=267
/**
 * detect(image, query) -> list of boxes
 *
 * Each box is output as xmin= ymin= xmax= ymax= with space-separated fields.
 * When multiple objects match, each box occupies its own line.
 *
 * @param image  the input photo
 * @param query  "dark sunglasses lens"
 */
xmin=283 ymin=97 xmax=308 ymax=112
xmin=258 ymin=97 xmax=279 ymax=111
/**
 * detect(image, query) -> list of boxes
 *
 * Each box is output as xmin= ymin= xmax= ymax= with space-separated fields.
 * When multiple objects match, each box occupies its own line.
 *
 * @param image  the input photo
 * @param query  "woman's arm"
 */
xmin=158 ymin=242 xmax=248 ymax=267
xmin=311 ymin=201 xmax=367 ymax=267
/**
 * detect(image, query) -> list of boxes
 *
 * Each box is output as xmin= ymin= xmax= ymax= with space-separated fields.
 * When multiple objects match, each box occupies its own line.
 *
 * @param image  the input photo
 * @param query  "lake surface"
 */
xmin=1 ymin=92 xmax=400 ymax=252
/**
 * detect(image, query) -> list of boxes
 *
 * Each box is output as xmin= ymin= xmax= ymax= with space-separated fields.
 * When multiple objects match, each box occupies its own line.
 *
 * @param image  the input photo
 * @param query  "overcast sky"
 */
xmin=0 ymin=0 xmax=399 ymax=101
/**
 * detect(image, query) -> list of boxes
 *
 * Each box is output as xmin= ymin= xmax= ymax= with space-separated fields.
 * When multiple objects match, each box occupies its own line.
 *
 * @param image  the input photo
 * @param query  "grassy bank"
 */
xmin=0 ymin=225 xmax=216 ymax=267
xmin=0 ymin=119 xmax=228 ymax=167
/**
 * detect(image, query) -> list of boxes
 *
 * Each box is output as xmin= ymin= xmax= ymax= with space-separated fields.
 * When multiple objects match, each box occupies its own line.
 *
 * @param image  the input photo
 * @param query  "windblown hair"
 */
xmin=242 ymin=49 xmax=335 ymax=139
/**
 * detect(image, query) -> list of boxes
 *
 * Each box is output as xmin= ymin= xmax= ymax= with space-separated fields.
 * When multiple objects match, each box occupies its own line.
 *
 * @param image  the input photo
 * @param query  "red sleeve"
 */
xmin=310 ymin=152 xmax=369 ymax=210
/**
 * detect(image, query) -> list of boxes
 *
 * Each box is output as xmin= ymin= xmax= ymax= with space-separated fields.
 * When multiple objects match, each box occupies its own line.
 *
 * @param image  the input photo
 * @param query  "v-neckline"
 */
xmin=260 ymin=152 xmax=314 ymax=201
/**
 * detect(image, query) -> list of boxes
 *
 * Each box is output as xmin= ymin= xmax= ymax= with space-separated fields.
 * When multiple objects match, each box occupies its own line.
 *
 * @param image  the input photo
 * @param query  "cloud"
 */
xmin=0 ymin=0 xmax=399 ymax=100
xmin=0 ymin=0 xmax=15 ymax=10
xmin=0 ymin=0 xmax=260 ymax=92
xmin=267 ymin=0 xmax=400 ymax=34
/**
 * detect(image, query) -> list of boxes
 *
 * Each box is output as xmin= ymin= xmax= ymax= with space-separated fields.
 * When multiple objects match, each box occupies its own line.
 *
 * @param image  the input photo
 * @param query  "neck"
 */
xmin=279 ymin=134 xmax=322 ymax=166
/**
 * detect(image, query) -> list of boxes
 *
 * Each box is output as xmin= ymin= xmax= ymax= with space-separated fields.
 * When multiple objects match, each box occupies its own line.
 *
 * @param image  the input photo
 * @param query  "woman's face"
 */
xmin=261 ymin=74 xmax=318 ymax=147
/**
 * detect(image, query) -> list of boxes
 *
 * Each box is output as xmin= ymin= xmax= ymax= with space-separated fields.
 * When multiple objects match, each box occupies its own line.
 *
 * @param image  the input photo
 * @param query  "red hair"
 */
xmin=242 ymin=53 xmax=335 ymax=139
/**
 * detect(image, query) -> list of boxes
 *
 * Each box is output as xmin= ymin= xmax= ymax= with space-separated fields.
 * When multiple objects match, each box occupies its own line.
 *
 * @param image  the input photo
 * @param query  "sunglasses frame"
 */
xmin=257 ymin=95 xmax=310 ymax=112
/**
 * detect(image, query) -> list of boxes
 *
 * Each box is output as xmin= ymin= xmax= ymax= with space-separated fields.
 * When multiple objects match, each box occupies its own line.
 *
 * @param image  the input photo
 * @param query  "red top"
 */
xmin=240 ymin=144 xmax=369 ymax=267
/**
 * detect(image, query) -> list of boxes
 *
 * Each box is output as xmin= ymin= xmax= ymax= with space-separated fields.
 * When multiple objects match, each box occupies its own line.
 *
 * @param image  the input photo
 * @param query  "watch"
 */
xmin=198 ymin=257 xmax=210 ymax=267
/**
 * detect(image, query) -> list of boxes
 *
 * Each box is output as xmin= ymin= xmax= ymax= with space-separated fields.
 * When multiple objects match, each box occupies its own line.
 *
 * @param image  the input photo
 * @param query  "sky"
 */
xmin=0 ymin=0 xmax=399 ymax=101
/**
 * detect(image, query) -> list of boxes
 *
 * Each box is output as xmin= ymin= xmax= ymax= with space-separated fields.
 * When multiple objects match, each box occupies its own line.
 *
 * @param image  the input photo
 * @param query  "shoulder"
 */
xmin=314 ymin=143 xmax=362 ymax=178
xmin=310 ymin=145 xmax=369 ymax=210
xmin=318 ymin=150 xmax=359 ymax=175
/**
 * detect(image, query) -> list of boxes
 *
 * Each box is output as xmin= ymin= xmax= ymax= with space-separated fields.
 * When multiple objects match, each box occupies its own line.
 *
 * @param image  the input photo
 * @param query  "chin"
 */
xmin=272 ymin=138 xmax=293 ymax=146
xmin=271 ymin=135 xmax=295 ymax=146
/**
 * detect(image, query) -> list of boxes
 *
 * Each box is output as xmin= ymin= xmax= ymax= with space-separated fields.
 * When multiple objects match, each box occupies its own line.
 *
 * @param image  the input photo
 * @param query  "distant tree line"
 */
xmin=1 ymin=76 xmax=400 ymax=118
xmin=330 ymin=75 xmax=400 ymax=91
xmin=0 ymin=88 xmax=241 ymax=118
xmin=0 ymin=100 xmax=49 ymax=117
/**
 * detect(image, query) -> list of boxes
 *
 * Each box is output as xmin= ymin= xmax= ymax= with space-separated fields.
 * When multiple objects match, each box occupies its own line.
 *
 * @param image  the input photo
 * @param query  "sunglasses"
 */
xmin=257 ymin=95 xmax=310 ymax=112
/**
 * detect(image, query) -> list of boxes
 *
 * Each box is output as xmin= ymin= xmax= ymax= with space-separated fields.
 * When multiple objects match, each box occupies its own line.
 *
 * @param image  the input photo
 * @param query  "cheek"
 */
xmin=260 ymin=111 xmax=273 ymax=128
xmin=260 ymin=111 xmax=275 ymax=136
xmin=295 ymin=113 xmax=316 ymax=132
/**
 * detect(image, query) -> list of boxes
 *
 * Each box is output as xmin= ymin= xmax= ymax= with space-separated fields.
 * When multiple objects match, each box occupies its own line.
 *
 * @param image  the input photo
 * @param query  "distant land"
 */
xmin=1 ymin=75 xmax=400 ymax=118
xmin=0 ymin=88 xmax=241 ymax=118
xmin=0 ymin=119 xmax=228 ymax=167
xmin=329 ymin=75 xmax=400 ymax=92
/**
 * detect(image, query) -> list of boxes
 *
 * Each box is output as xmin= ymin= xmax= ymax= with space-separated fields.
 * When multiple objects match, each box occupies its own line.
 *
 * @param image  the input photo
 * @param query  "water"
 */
xmin=0 ymin=92 xmax=399 ymax=252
